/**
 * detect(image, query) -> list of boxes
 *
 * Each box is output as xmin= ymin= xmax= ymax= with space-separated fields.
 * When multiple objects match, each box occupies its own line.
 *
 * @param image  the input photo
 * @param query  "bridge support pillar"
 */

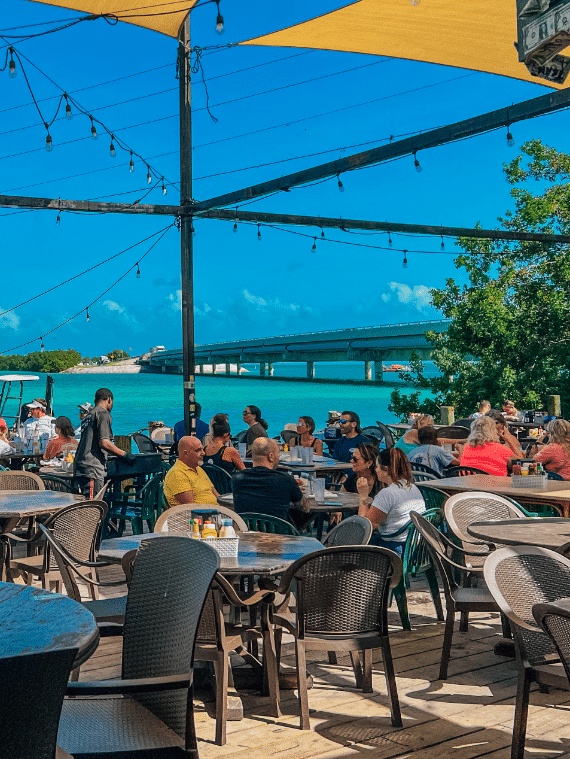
xmin=236 ymin=362 xmax=241 ymax=376
xmin=224 ymin=363 xmax=230 ymax=375
xmin=267 ymin=362 xmax=274 ymax=377
xmin=374 ymin=361 xmax=383 ymax=382
xmin=161 ymin=366 xmax=166 ymax=374
xmin=260 ymin=362 xmax=266 ymax=377
xmin=196 ymin=365 xmax=201 ymax=374
xmin=364 ymin=361 xmax=372 ymax=381
xmin=307 ymin=361 xmax=315 ymax=380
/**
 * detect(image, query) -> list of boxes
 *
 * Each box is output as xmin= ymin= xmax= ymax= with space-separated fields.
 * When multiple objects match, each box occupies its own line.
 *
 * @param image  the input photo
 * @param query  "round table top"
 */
xmin=217 ymin=490 xmax=359 ymax=513
xmin=0 ymin=582 xmax=99 ymax=666
xmin=467 ymin=518 xmax=570 ymax=552
xmin=0 ymin=490 xmax=77 ymax=519
xmin=99 ymin=531 xmax=323 ymax=577
xmin=425 ymin=475 xmax=570 ymax=502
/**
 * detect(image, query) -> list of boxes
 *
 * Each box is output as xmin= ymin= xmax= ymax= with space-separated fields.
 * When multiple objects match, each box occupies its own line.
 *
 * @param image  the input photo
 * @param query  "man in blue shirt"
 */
xmin=333 ymin=411 xmax=370 ymax=462
xmin=174 ymin=402 xmax=209 ymax=442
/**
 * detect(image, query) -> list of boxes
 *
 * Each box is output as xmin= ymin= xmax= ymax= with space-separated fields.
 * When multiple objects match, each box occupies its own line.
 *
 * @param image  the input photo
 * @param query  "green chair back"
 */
xmin=240 ymin=512 xmax=301 ymax=536
xmin=416 ymin=484 xmax=448 ymax=512
xmin=501 ymin=494 xmax=562 ymax=518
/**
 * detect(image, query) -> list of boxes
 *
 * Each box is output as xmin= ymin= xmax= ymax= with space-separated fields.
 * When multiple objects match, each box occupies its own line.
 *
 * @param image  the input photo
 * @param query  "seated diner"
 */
xmin=532 ymin=418 xmax=570 ymax=480
xmin=203 ymin=421 xmax=245 ymax=473
xmin=394 ymin=414 xmax=434 ymax=456
xmin=43 ymin=416 xmax=78 ymax=461
xmin=460 ymin=416 xmax=520 ymax=476
xmin=163 ymin=435 xmax=218 ymax=507
xmin=291 ymin=416 xmax=324 ymax=455
xmin=341 ymin=442 xmax=383 ymax=497
xmin=408 ymin=425 xmax=461 ymax=476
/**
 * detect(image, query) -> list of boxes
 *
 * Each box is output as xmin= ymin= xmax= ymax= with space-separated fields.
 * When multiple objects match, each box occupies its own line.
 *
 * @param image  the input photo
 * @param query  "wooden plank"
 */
xmin=193 ymin=88 xmax=570 ymax=211
xmin=0 ymin=194 xmax=180 ymax=215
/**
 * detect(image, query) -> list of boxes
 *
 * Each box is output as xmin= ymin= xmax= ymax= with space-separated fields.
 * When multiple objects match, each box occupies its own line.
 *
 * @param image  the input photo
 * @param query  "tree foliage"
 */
xmin=389 ymin=140 xmax=570 ymax=420
xmin=0 ymin=349 xmax=81 ymax=373
xmin=107 ymin=349 xmax=130 ymax=362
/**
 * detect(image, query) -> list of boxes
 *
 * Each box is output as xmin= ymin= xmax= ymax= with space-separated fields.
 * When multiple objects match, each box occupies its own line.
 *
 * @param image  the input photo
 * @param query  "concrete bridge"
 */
xmin=139 ymin=320 xmax=450 ymax=382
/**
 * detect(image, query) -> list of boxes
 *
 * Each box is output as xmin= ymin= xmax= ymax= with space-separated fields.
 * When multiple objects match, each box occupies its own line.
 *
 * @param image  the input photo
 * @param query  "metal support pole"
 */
xmin=179 ymin=15 xmax=195 ymax=436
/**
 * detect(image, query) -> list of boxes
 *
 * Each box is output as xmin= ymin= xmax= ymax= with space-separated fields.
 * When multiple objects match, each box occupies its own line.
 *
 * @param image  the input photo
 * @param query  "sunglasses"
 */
xmin=350 ymin=456 xmax=360 ymax=462
xmin=338 ymin=419 xmax=351 ymax=425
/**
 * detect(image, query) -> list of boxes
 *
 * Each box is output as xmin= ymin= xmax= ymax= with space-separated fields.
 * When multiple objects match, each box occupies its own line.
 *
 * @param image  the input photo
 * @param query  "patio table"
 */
xmin=0 ymin=490 xmax=77 ymax=535
xmin=467 ymin=517 xmax=570 ymax=553
xmin=0 ymin=581 xmax=99 ymax=667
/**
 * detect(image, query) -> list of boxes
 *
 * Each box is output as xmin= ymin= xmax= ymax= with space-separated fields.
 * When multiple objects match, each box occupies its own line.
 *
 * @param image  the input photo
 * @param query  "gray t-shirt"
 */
xmin=408 ymin=444 xmax=455 ymax=476
xmin=371 ymin=481 xmax=425 ymax=541
xmin=73 ymin=405 xmax=113 ymax=480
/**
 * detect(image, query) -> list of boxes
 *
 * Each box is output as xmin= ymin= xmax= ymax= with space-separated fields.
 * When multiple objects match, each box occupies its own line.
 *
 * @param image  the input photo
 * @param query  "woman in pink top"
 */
xmin=460 ymin=416 xmax=519 ymax=476
xmin=533 ymin=419 xmax=570 ymax=480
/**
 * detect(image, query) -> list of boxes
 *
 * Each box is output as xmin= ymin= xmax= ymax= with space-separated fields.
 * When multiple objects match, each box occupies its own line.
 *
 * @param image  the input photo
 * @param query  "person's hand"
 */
xmin=356 ymin=477 xmax=369 ymax=497
xmin=123 ymin=452 xmax=137 ymax=465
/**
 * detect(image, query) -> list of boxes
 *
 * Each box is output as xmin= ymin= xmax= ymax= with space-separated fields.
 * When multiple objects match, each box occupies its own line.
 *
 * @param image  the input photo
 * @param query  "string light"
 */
xmin=337 ymin=173 xmax=344 ymax=193
xmin=8 ymin=48 xmax=16 ymax=79
xmin=40 ymin=338 xmax=44 ymax=352
xmin=321 ymin=227 xmax=325 ymax=238
xmin=45 ymin=133 xmax=52 ymax=152
xmin=89 ymin=117 xmax=97 ymax=140
xmin=161 ymin=177 xmax=167 ymax=195
xmin=388 ymin=233 xmax=393 ymax=247
xmin=146 ymin=165 xmax=152 ymax=184
xmin=64 ymin=94 xmax=72 ymax=120
xmin=403 ymin=250 xmax=408 ymax=268
xmin=190 ymin=220 xmax=196 ymax=237
xmin=440 ymin=234 xmax=445 ymax=250
xmin=257 ymin=223 xmax=262 ymax=241
xmin=413 ymin=152 xmax=422 ymax=173
xmin=311 ymin=237 xmax=317 ymax=252
xmin=56 ymin=212 xmax=60 ymax=225
xmin=136 ymin=262 xmax=140 ymax=279
xmin=215 ymin=0 xmax=224 ymax=34
xmin=109 ymin=135 xmax=116 ymax=157
xmin=85 ymin=307 xmax=90 ymax=322
xmin=233 ymin=220 xmax=238 ymax=232
xmin=129 ymin=151 xmax=134 ymax=172
xmin=506 ymin=126 xmax=515 ymax=147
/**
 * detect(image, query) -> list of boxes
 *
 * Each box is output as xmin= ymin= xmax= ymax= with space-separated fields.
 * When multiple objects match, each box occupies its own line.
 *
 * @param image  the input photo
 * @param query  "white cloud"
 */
xmin=102 ymin=299 xmax=137 ymax=325
xmin=382 ymin=282 xmax=433 ymax=312
xmin=0 ymin=308 xmax=20 ymax=331
xmin=168 ymin=290 xmax=182 ymax=312
xmin=103 ymin=300 xmax=125 ymax=314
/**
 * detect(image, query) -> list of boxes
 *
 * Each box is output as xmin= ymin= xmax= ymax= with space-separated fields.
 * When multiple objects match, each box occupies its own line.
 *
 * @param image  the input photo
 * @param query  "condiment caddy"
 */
xmin=188 ymin=517 xmax=239 ymax=557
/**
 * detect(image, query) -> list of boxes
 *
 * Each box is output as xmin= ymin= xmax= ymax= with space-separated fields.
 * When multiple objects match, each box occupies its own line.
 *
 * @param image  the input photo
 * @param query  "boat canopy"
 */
xmin=0 ymin=375 xmax=40 ymax=382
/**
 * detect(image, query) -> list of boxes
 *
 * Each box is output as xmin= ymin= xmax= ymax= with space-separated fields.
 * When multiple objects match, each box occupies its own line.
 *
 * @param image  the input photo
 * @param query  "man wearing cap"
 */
xmin=21 ymin=398 xmax=55 ymax=444
xmin=74 ymin=387 xmax=136 ymax=500
xmin=75 ymin=402 xmax=94 ymax=436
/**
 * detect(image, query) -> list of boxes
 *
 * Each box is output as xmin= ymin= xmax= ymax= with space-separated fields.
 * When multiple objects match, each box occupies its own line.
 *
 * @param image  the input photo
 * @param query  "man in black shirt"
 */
xmin=232 ymin=437 xmax=309 ymax=524
xmin=74 ymin=387 xmax=135 ymax=499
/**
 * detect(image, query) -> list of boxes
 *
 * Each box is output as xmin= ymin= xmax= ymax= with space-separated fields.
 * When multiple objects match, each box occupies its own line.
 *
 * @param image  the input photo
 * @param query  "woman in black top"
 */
xmin=292 ymin=416 xmax=324 ymax=455
xmin=243 ymin=405 xmax=269 ymax=455
xmin=203 ymin=422 xmax=245 ymax=474
xmin=341 ymin=443 xmax=383 ymax=497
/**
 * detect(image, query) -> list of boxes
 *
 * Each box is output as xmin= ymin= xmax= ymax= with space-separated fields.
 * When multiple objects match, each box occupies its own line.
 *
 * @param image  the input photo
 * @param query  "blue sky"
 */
xmin=0 ymin=0 xmax=564 ymax=357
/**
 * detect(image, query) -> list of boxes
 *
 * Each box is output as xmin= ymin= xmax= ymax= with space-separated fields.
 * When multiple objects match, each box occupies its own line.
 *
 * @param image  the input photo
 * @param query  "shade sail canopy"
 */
xmin=25 ymin=0 xmax=198 ymax=38
xmin=241 ymin=0 xmax=567 ymax=89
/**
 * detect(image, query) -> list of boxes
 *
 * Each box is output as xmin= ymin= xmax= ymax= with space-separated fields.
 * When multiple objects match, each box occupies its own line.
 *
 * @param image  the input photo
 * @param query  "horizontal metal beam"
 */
xmin=0 ymin=195 xmax=181 ymax=215
xmin=197 ymin=208 xmax=570 ymax=244
xmin=193 ymin=87 xmax=570 ymax=212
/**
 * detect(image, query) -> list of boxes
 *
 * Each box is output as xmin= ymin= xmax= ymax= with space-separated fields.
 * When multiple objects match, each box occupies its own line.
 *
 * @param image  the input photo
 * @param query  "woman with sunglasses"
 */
xmin=243 ymin=405 xmax=269 ymax=456
xmin=292 ymin=416 xmax=324 ymax=455
xmin=341 ymin=443 xmax=383 ymax=497
xmin=357 ymin=447 xmax=425 ymax=557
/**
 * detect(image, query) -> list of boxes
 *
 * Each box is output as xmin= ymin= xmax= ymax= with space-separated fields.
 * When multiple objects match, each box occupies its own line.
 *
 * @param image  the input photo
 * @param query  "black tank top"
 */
xmin=204 ymin=445 xmax=233 ymax=474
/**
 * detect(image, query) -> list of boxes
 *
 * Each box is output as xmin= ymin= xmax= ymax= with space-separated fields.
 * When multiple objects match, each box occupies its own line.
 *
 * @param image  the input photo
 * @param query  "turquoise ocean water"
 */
xmin=4 ymin=362 xmax=436 ymax=437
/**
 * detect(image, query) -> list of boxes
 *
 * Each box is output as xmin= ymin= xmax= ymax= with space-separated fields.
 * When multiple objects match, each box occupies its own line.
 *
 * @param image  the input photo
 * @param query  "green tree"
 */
xmin=389 ymin=139 xmax=570 ymax=420
xmin=107 ymin=349 xmax=130 ymax=362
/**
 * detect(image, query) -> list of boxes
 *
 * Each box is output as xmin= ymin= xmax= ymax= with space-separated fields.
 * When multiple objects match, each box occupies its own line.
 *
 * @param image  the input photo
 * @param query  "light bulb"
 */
xmin=65 ymin=101 xmax=72 ymax=120
xmin=216 ymin=13 xmax=224 ymax=33
xmin=90 ymin=121 xmax=97 ymax=140
xmin=440 ymin=236 xmax=445 ymax=250
xmin=136 ymin=264 xmax=141 ymax=279
xmin=40 ymin=340 xmax=44 ymax=352
xmin=257 ymin=224 xmax=262 ymax=241
xmin=110 ymin=137 xmax=116 ymax=157
xmin=56 ymin=213 xmax=60 ymax=226
xmin=414 ymin=154 xmax=422 ymax=173
xmin=388 ymin=234 xmax=393 ymax=247
xmin=86 ymin=308 xmax=90 ymax=322
xmin=233 ymin=221 xmax=238 ymax=232
xmin=9 ymin=59 xmax=16 ymax=79
xmin=506 ymin=130 xmax=515 ymax=147
xmin=311 ymin=238 xmax=317 ymax=252
xmin=337 ymin=175 xmax=344 ymax=193
xmin=321 ymin=228 xmax=325 ymax=238
xmin=403 ymin=251 xmax=408 ymax=268
xmin=146 ymin=166 xmax=152 ymax=184
xmin=191 ymin=222 xmax=196 ymax=237
xmin=161 ymin=178 xmax=167 ymax=195
xmin=45 ymin=134 xmax=53 ymax=152
xmin=129 ymin=152 xmax=134 ymax=172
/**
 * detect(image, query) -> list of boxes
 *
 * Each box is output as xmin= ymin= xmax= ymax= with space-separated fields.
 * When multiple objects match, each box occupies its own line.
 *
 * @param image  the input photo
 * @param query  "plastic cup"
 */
xmin=313 ymin=478 xmax=325 ymax=504
xmin=238 ymin=443 xmax=247 ymax=459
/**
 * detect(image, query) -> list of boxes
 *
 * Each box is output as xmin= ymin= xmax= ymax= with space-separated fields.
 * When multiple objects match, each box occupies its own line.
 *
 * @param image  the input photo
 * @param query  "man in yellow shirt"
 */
xmin=164 ymin=436 xmax=218 ymax=508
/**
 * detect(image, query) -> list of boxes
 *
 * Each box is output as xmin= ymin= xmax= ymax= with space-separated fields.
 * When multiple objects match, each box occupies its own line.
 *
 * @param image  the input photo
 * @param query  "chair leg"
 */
xmin=361 ymin=649 xmax=373 ymax=694
xmin=260 ymin=606 xmax=281 ymax=718
xmin=350 ymin=651 xmax=364 ymax=689
xmin=131 ymin=518 xmax=143 ymax=536
xmin=439 ymin=610 xmax=456 ymax=680
xmin=380 ymin=636 xmax=402 ymax=727
xmin=501 ymin=613 xmax=512 ymax=639
xmin=294 ymin=639 xmax=310 ymax=730
xmin=184 ymin=683 xmax=199 ymax=758
xmin=328 ymin=651 xmax=338 ymax=665
xmin=213 ymin=655 xmax=229 ymax=745
xmin=511 ymin=669 xmax=532 ymax=759
xmin=392 ymin=580 xmax=412 ymax=631
xmin=425 ymin=566 xmax=444 ymax=621
xmin=459 ymin=610 xmax=469 ymax=632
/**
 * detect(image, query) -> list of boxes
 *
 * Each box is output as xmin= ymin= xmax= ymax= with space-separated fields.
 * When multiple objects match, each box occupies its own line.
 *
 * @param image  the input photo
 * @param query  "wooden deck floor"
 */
xmin=78 ymin=565 xmax=570 ymax=759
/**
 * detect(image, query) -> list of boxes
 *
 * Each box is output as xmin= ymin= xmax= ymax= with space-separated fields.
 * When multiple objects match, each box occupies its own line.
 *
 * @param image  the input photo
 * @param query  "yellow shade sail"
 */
xmin=241 ymin=0 xmax=567 ymax=89
xmin=25 ymin=0 xmax=197 ymax=38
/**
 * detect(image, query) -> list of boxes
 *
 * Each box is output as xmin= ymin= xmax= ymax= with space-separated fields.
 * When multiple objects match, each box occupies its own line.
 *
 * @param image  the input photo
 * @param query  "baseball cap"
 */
xmin=78 ymin=403 xmax=93 ymax=414
xmin=27 ymin=401 xmax=46 ymax=410
xmin=0 ymin=417 xmax=7 ymax=430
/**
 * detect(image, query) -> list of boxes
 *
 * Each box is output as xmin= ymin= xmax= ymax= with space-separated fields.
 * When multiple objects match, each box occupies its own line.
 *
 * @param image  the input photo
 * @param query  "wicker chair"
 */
xmin=416 ymin=484 xmax=448 ymax=511
xmin=484 ymin=546 xmax=570 ymax=759
xmin=9 ymin=500 xmax=107 ymax=599
xmin=269 ymin=546 xmax=403 ymax=730
xmin=410 ymin=512 xmax=500 ymax=679
xmin=40 ymin=474 xmax=78 ymax=493
xmin=202 ymin=463 xmax=232 ymax=495
xmin=240 ymin=512 xmax=300 ymax=535
xmin=155 ymin=503 xmax=248 ymax=533
xmin=392 ymin=508 xmax=445 ymax=631
xmin=57 ymin=536 xmax=220 ymax=758
xmin=1 ymin=647 xmax=78 ymax=759
xmin=322 ymin=515 xmax=372 ymax=547
xmin=0 ymin=470 xmax=44 ymax=490
xmin=444 ymin=466 xmax=489 ymax=477
xmin=410 ymin=462 xmax=442 ymax=479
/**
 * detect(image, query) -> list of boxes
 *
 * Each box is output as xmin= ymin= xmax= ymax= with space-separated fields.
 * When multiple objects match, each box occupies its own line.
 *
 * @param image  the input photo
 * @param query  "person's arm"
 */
xmin=100 ymin=438 xmax=132 ymax=458
xmin=313 ymin=438 xmax=323 ymax=455
xmin=173 ymin=489 xmax=196 ymax=505
xmin=357 ymin=477 xmax=387 ymax=528
xmin=227 ymin=447 xmax=246 ymax=471
xmin=403 ymin=430 xmax=419 ymax=445
xmin=290 ymin=481 xmax=310 ymax=512
xmin=497 ymin=424 xmax=522 ymax=456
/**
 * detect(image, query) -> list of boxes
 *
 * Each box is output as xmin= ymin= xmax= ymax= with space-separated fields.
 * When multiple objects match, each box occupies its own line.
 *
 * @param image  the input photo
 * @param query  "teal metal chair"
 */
xmin=40 ymin=474 xmax=78 ymax=493
xmin=502 ymin=494 xmax=562 ymax=517
xmin=392 ymin=508 xmax=445 ymax=630
xmin=107 ymin=473 xmax=163 ymax=536
xmin=202 ymin=463 xmax=232 ymax=495
xmin=416 ymin=484 xmax=449 ymax=511
xmin=240 ymin=512 xmax=301 ymax=535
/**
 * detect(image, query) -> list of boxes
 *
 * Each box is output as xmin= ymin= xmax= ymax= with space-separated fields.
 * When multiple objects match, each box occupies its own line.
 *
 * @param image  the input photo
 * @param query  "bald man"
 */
xmin=163 ymin=435 xmax=218 ymax=508
xmin=231 ymin=437 xmax=309 ymax=525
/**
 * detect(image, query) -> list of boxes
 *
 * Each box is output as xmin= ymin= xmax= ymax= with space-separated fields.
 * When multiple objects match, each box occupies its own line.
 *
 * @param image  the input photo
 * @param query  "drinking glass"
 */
xmin=313 ymin=478 xmax=325 ymax=503
xmin=238 ymin=443 xmax=247 ymax=459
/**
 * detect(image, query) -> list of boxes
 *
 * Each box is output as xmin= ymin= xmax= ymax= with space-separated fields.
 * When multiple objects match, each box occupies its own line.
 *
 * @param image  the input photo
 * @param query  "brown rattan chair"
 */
xmin=269 ymin=545 xmax=403 ymax=731
xmin=410 ymin=511 xmax=500 ymax=680
xmin=9 ymin=500 xmax=107 ymax=598
xmin=155 ymin=503 xmax=248 ymax=533
xmin=1 ymin=647 xmax=78 ymax=759
xmin=484 ymin=546 xmax=570 ymax=759
xmin=0 ymin=470 xmax=44 ymax=490
xmin=57 ymin=535 xmax=220 ymax=758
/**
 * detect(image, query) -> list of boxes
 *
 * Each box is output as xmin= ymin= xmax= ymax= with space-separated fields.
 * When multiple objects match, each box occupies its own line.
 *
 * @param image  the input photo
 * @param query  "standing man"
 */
xmin=333 ymin=411 xmax=370 ymax=463
xmin=73 ymin=387 xmax=136 ymax=500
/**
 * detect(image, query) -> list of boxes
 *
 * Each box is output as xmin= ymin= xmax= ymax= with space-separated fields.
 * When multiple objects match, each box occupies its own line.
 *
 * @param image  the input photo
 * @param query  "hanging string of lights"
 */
xmin=0 ymin=224 xmax=174 ymax=355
